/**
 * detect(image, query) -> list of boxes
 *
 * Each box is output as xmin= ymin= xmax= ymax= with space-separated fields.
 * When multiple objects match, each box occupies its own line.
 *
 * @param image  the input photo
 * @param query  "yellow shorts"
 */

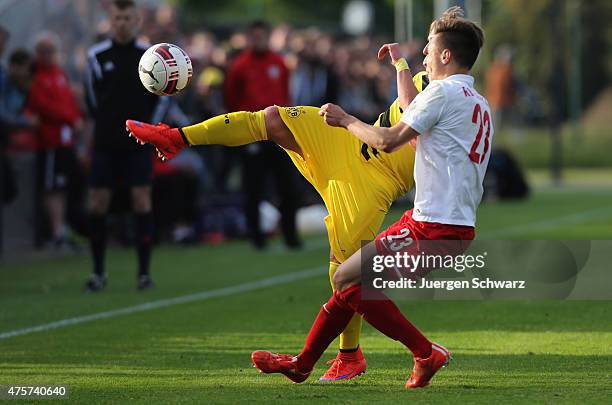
xmin=277 ymin=106 xmax=415 ymax=262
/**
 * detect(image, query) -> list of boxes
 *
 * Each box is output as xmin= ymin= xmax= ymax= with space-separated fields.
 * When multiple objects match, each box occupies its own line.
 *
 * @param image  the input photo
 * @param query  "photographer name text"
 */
xmin=372 ymin=277 xmax=526 ymax=290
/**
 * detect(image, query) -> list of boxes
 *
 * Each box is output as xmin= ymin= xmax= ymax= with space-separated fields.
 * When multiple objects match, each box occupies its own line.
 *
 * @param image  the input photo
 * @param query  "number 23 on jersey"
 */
xmin=469 ymin=103 xmax=491 ymax=164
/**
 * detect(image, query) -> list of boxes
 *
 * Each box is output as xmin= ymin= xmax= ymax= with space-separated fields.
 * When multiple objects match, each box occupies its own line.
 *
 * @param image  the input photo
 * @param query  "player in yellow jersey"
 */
xmin=126 ymin=43 xmax=428 ymax=381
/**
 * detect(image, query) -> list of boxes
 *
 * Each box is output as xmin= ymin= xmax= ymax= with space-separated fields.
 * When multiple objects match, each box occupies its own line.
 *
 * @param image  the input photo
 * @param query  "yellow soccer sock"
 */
xmin=340 ymin=314 xmax=363 ymax=351
xmin=328 ymin=261 xmax=362 ymax=351
xmin=181 ymin=110 xmax=267 ymax=146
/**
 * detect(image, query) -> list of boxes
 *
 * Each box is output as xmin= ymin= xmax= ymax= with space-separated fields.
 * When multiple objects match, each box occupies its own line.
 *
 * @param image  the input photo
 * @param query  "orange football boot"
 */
xmin=125 ymin=120 xmax=187 ymax=161
xmin=251 ymin=351 xmax=311 ymax=384
xmin=405 ymin=342 xmax=452 ymax=388
xmin=319 ymin=347 xmax=367 ymax=381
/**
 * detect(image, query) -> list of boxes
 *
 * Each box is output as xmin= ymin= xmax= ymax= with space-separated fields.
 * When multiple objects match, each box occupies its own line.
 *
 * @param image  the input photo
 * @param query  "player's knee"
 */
xmin=88 ymin=190 xmax=109 ymax=214
xmin=263 ymin=106 xmax=302 ymax=156
xmin=332 ymin=268 xmax=350 ymax=292
xmin=263 ymin=106 xmax=283 ymax=138
xmin=131 ymin=187 xmax=152 ymax=213
xmin=332 ymin=270 xmax=342 ymax=290
xmin=132 ymin=199 xmax=151 ymax=213
xmin=264 ymin=105 xmax=282 ymax=127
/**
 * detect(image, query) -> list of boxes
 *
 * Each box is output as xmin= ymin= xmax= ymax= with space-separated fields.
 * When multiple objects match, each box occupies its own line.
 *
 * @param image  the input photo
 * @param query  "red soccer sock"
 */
xmin=296 ymin=291 xmax=355 ymax=373
xmin=339 ymin=284 xmax=432 ymax=359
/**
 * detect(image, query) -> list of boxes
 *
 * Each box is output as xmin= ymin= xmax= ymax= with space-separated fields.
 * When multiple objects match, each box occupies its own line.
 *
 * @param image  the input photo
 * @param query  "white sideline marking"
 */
xmin=0 ymin=267 xmax=325 ymax=341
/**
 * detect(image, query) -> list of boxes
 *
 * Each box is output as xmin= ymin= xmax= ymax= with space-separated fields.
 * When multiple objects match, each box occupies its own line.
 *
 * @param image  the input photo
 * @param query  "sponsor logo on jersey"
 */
xmin=284 ymin=106 xmax=305 ymax=118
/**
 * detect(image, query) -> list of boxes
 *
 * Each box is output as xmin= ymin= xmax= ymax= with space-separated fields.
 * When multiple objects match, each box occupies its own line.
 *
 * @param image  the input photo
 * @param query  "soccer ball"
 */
xmin=138 ymin=43 xmax=192 ymax=96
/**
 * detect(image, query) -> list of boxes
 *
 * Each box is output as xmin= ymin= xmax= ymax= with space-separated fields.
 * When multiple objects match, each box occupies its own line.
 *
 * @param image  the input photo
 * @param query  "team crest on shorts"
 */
xmin=284 ymin=106 xmax=306 ymax=118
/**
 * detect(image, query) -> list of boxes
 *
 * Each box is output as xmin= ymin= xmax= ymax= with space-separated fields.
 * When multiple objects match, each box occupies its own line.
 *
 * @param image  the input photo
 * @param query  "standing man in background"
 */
xmin=84 ymin=0 xmax=168 ymax=292
xmin=1 ymin=49 xmax=35 ymax=210
xmin=485 ymin=45 xmax=516 ymax=130
xmin=224 ymin=20 xmax=302 ymax=250
xmin=27 ymin=33 xmax=82 ymax=251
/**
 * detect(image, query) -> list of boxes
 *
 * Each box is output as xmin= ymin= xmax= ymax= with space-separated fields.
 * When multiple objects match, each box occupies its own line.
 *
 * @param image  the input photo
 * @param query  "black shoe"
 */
xmin=85 ymin=273 xmax=107 ymax=292
xmin=137 ymin=275 xmax=155 ymax=291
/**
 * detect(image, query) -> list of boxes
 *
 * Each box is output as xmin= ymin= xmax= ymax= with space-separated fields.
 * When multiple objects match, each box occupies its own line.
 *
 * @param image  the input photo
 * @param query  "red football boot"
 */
xmin=125 ymin=120 xmax=186 ymax=161
xmin=405 ymin=342 xmax=452 ymax=388
xmin=319 ymin=347 xmax=367 ymax=381
xmin=251 ymin=351 xmax=311 ymax=384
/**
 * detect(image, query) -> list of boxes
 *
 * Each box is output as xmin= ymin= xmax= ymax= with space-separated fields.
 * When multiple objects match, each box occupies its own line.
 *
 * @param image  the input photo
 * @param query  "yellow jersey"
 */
xmin=365 ymin=70 xmax=429 ymax=195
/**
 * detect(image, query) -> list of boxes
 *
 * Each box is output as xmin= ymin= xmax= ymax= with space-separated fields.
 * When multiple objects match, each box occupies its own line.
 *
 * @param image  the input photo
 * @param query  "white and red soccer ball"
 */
xmin=138 ymin=43 xmax=192 ymax=96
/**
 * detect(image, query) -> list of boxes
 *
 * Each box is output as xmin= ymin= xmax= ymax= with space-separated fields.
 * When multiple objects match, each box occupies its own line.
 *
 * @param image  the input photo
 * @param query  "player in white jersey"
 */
xmin=401 ymin=73 xmax=492 ymax=226
xmin=251 ymin=7 xmax=491 ymax=389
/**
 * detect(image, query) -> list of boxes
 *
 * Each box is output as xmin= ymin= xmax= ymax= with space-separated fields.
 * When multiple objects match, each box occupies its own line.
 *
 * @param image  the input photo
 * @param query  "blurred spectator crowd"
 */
xmin=0 ymin=2 xmax=428 ymax=252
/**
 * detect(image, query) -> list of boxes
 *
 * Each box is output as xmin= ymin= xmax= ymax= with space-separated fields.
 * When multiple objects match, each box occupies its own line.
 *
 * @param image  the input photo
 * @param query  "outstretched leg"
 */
xmin=126 ymin=106 xmax=302 ymax=160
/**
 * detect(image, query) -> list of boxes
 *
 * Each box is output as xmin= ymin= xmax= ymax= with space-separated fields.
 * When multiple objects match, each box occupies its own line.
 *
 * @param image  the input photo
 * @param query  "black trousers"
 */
xmin=152 ymin=171 xmax=198 ymax=239
xmin=241 ymin=142 xmax=301 ymax=248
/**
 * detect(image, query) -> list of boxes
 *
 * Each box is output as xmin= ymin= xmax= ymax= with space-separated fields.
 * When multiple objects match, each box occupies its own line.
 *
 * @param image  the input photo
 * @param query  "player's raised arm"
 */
xmin=378 ymin=43 xmax=418 ymax=110
xmin=319 ymin=103 xmax=418 ymax=153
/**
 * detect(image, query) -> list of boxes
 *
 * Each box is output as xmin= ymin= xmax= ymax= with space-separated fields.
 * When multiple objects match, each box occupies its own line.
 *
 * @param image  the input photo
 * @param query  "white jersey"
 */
xmin=401 ymin=74 xmax=493 ymax=227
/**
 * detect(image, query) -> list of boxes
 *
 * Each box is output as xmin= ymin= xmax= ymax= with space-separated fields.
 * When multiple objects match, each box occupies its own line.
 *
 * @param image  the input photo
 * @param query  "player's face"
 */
xmin=110 ymin=5 xmax=138 ymax=44
xmin=249 ymin=27 xmax=269 ymax=52
xmin=35 ymin=41 xmax=56 ymax=67
xmin=422 ymin=33 xmax=448 ymax=80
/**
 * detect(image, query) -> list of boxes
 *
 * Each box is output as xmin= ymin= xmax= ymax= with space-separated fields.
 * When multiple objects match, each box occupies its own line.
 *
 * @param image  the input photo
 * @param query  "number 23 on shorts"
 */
xmin=385 ymin=228 xmax=413 ymax=252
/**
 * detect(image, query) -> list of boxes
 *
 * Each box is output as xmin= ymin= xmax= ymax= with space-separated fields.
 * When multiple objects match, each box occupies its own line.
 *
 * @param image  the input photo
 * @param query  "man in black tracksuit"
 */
xmin=84 ymin=0 xmax=169 ymax=291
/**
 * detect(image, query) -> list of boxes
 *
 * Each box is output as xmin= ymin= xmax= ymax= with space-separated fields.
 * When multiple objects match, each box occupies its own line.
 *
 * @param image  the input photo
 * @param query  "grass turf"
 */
xmin=1 ymin=185 xmax=612 ymax=403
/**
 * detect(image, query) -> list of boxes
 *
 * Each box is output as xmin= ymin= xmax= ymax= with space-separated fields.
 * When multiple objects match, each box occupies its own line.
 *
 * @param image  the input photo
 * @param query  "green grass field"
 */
xmin=1 ymin=182 xmax=612 ymax=403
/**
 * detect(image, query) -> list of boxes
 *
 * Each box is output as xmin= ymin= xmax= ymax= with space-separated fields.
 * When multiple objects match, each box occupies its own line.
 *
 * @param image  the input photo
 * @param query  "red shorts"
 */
xmin=375 ymin=209 xmax=475 ymax=278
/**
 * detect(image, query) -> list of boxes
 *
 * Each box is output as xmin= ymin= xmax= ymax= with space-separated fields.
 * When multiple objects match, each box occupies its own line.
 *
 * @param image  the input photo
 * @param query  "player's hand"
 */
xmin=319 ymin=103 xmax=350 ymax=128
xmin=409 ymin=137 xmax=417 ymax=150
xmin=377 ymin=43 xmax=403 ymax=65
